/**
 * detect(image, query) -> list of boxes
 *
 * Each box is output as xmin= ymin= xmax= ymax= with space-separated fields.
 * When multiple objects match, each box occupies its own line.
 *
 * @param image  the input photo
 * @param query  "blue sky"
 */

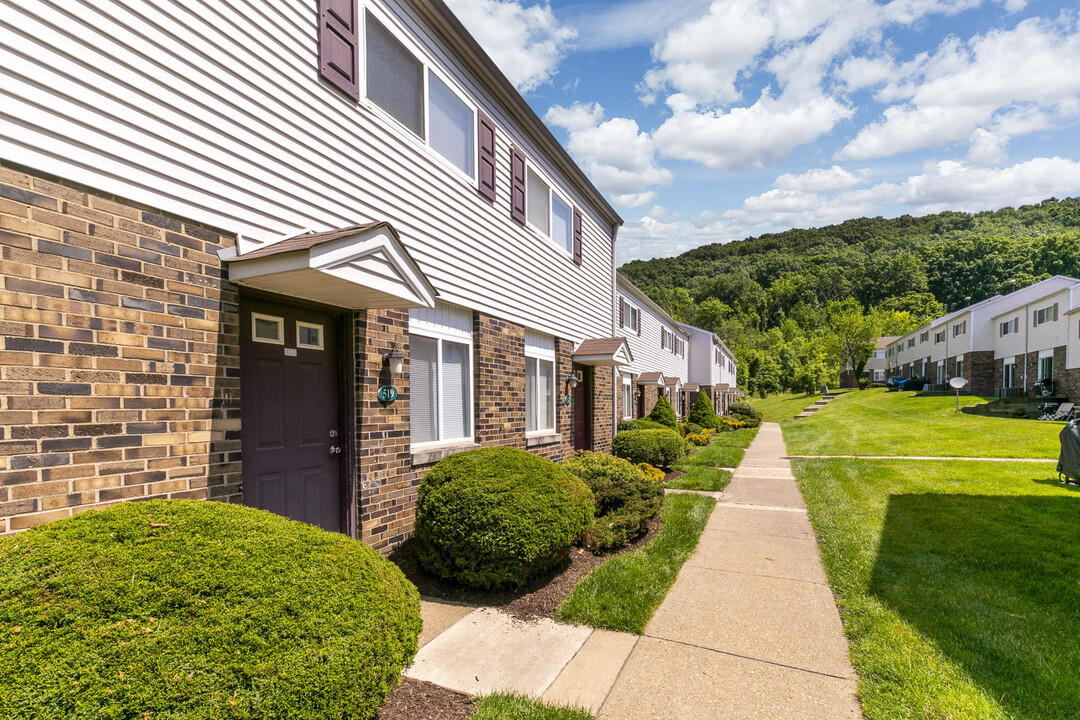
xmin=444 ymin=0 xmax=1080 ymax=263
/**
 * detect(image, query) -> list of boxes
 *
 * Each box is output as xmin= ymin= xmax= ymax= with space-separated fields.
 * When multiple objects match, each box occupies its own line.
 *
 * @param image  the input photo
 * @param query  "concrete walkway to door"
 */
xmin=409 ymin=423 xmax=863 ymax=718
xmin=598 ymin=422 xmax=863 ymax=719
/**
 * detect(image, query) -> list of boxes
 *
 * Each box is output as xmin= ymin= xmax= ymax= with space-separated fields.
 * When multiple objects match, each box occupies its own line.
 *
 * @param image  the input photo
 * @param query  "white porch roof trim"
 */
xmin=573 ymin=337 xmax=633 ymax=367
xmin=220 ymin=222 xmax=437 ymax=310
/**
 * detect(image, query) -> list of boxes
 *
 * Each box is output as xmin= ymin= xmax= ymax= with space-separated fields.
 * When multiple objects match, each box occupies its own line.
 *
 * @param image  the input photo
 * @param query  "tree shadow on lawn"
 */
xmin=870 ymin=492 xmax=1080 ymax=720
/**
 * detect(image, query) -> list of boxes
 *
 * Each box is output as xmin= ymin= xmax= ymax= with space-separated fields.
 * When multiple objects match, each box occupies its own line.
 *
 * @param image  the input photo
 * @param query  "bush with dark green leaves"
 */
xmin=646 ymin=395 xmax=678 ymax=429
xmin=687 ymin=392 xmax=719 ymax=429
xmin=628 ymin=419 xmax=670 ymax=431
xmin=415 ymin=447 xmax=594 ymax=589
xmin=0 ymin=500 xmax=421 ymax=720
xmin=611 ymin=429 xmax=687 ymax=469
xmin=561 ymin=452 xmax=663 ymax=552
xmin=683 ymin=422 xmax=704 ymax=436
xmin=729 ymin=400 xmax=761 ymax=420
xmin=617 ymin=420 xmax=637 ymax=432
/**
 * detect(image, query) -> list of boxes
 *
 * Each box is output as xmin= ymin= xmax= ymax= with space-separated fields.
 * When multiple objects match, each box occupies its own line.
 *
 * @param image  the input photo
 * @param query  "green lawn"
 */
xmin=794 ymin=458 xmax=1079 ymax=720
xmin=473 ymin=694 xmax=594 ymax=719
xmin=665 ymin=466 xmax=732 ymax=491
xmin=675 ymin=427 xmax=759 ymax=469
xmin=782 ymin=389 xmax=1061 ymax=458
xmin=557 ymin=492 xmax=715 ymax=633
xmin=755 ymin=392 xmax=820 ymax=422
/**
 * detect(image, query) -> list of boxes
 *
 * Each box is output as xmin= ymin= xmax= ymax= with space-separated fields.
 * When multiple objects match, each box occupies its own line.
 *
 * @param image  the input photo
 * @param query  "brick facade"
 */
xmin=474 ymin=313 xmax=526 ymax=449
xmin=356 ymin=309 xmax=414 ymax=553
xmin=968 ymin=350 xmax=995 ymax=395
xmin=593 ymin=367 xmax=615 ymax=453
xmin=0 ymin=163 xmax=241 ymax=533
xmin=640 ymin=384 xmax=659 ymax=418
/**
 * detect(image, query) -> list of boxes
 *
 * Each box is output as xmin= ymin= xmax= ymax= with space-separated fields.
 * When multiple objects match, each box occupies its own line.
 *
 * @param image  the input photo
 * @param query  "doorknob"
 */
xmin=330 ymin=446 xmax=341 ymax=455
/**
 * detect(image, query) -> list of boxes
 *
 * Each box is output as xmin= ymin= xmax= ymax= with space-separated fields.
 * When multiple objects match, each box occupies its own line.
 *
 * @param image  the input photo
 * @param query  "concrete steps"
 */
xmin=793 ymin=393 xmax=841 ymax=419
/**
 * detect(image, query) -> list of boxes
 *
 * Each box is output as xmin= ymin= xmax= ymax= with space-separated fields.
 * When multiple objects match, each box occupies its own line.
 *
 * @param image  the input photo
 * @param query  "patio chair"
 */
xmin=1040 ymin=402 xmax=1074 ymax=421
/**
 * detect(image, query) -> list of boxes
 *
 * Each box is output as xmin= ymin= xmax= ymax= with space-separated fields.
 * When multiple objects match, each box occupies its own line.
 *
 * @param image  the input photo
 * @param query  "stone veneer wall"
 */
xmin=0 ymin=163 xmax=241 ymax=534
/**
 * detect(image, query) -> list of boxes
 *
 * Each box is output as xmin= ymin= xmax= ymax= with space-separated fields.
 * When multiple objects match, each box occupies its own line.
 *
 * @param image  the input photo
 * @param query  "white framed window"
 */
xmin=525 ymin=330 xmax=556 ymax=434
xmin=251 ymin=313 xmax=284 ymax=345
xmin=955 ymin=357 xmax=965 ymax=378
xmin=621 ymin=375 xmax=633 ymax=420
xmin=935 ymin=330 xmax=945 ymax=344
xmin=920 ymin=331 xmax=929 ymax=343
xmin=296 ymin=321 xmax=324 ymax=350
xmin=1034 ymin=303 xmax=1059 ymax=327
xmin=1039 ymin=350 xmax=1054 ymax=381
xmin=953 ymin=321 xmax=966 ymax=337
xmin=628 ymin=306 xmax=639 ymax=332
xmin=907 ymin=338 xmax=915 ymax=348
xmin=523 ymin=163 xmax=575 ymax=255
xmin=410 ymin=305 xmax=473 ymax=447
xmin=1000 ymin=318 xmax=1019 ymax=336
xmin=362 ymin=11 xmax=479 ymax=183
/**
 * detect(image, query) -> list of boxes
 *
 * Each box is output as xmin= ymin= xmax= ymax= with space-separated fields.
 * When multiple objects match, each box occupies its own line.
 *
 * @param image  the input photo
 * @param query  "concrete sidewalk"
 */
xmin=408 ymin=423 xmax=863 ymax=718
xmin=599 ymin=422 xmax=862 ymax=719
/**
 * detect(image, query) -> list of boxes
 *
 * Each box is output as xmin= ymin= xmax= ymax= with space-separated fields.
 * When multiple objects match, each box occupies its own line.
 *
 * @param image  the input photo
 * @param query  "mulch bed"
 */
xmin=388 ymin=516 xmax=661 ymax=622
xmin=375 ymin=678 xmax=474 ymax=720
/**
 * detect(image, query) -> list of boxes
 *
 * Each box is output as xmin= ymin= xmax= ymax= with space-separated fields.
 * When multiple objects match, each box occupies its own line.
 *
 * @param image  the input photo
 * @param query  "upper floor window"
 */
xmin=953 ymin=321 xmax=966 ymax=337
xmin=525 ymin=166 xmax=574 ymax=253
xmin=920 ymin=331 xmax=929 ymax=343
xmin=1034 ymin=303 xmax=1059 ymax=327
xmin=1000 ymin=318 xmax=1019 ymax=336
xmin=366 ymin=16 xmax=424 ymax=137
xmin=908 ymin=338 xmax=915 ymax=348
xmin=934 ymin=330 xmax=945 ymax=344
xmin=874 ymin=350 xmax=886 ymax=359
xmin=428 ymin=71 xmax=474 ymax=177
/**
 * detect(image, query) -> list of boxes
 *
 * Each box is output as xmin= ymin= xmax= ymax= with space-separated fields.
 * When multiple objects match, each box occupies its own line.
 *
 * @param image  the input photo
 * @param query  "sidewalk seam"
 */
xmin=640 ymin=634 xmax=856 ymax=682
xmin=595 ymin=635 xmax=640 ymax=717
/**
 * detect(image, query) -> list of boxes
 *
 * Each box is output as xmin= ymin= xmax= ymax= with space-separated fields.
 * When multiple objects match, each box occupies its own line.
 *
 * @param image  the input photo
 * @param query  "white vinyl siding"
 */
xmin=0 ymin=0 xmax=616 ymax=346
xmin=427 ymin=70 xmax=473 ymax=177
xmin=617 ymin=280 xmax=689 ymax=386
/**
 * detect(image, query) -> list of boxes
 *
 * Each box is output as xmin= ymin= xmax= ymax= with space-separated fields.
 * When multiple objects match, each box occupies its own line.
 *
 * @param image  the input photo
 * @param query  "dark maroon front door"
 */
xmin=240 ymin=296 xmax=344 ymax=532
xmin=572 ymin=365 xmax=593 ymax=451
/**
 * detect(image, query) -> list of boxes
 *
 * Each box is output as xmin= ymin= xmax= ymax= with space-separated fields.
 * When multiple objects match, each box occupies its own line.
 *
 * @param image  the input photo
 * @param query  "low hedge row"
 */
xmin=611 ymin=429 xmax=687 ymax=469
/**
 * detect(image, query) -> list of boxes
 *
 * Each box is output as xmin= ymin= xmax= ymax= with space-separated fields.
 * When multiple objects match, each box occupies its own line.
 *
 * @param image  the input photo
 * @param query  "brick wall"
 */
xmin=474 ymin=312 xmax=526 ymax=448
xmin=356 ymin=309 xmax=415 ymax=553
xmin=0 ymin=163 xmax=240 ymax=533
xmin=593 ymin=367 xmax=615 ymax=453
xmin=641 ymin=384 xmax=659 ymax=418
xmin=968 ymin=351 xmax=995 ymax=396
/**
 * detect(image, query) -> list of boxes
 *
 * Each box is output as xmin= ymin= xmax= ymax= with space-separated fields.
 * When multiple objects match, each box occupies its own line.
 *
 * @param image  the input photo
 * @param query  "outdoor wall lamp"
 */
xmin=564 ymin=374 xmax=579 ymax=405
xmin=382 ymin=346 xmax=405 ymax=377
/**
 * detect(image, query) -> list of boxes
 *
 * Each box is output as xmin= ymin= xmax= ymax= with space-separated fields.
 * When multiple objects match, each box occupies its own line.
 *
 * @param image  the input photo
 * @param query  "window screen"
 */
xmin=552 ymin=194 xmax=572 ymax=252
xmin=441 ymin=340 xmax=470 ymax=440
xmin=428 ymin=71 xmax=473 ymax=177
xmin=526 ymin=168 xmax=550 ymax=235
xmin=410 ymin=335 xmax=438 ymax=444
xmin=366 ymin=15 xmax=424 ymax=137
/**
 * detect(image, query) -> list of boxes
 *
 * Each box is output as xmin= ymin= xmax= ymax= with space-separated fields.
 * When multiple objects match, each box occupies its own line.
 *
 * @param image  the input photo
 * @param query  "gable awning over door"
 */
xmin=220 ymin=222 xmax=437 ymax=309
xmin=573 ymin=337 xmax=633 ymax=367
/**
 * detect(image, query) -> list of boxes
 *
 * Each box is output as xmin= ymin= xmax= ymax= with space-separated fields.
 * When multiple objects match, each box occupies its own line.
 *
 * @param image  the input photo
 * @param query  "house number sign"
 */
xmin=378 ymin=385 xmax=399 ymax=404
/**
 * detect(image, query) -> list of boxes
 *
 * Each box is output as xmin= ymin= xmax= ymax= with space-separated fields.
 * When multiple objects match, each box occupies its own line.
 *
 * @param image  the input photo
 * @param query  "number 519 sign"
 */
xmin=377 ymin=385 xmax=399 ymax=404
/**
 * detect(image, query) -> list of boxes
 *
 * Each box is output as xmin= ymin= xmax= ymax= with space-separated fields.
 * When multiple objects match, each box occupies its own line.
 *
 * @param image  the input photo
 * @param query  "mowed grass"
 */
xmin=782 ymin=388 xmax=1061 ymax=458
xmin=755 ymin=392 xmax=822 ymax=421
xmin=666 ymin=427 xmax=758 ymax=491
xmin=473 ymin=694 xmax=595 ymax=719
xmin=794 ymin=458 xmax=1079 ymax=720
xmin=557 ymin=492 xmax=715 ymax=633
xmin=665 ymin=467 xmax=732 ymax=491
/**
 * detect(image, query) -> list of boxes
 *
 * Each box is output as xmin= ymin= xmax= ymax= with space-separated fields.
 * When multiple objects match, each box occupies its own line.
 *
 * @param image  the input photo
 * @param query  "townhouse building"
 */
xmin=0 ymin=0 xmax=628 ymax=548
xmin=615 ymin=274 xmax=690 ymax=421
xmin=886 ymin=275 xmax=1080 ymax=399
xmin=680 ymin=322 xmax=739 ymax=415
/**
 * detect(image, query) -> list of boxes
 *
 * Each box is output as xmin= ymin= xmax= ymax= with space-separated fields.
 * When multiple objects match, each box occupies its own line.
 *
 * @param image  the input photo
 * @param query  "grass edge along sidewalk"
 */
xmin=793 ymin=457 xmax=1080 ymax=720
xmin=556 ymin=492 xmax=716 ymax=634
xmin=666 ymin=427 xmax=758 ymax=491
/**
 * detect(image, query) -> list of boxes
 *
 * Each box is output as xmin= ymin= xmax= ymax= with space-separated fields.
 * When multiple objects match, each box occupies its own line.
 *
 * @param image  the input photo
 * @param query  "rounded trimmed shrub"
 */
xmin=629 ymin=419 xmax=670 ymax=431
xmin=561 ymin=452 xmax=663 ymax=552
xmin=637 ymin=463 xmax=665 ymax=483
xmin=646 ymin=395 xmax=678 ymax=428
xmin=415 ymin=447 xmax=594 ymax=589
xmin=730 ymin=400 xmax=761 ymax=421
xmin=683 ymin=422 xmax=704 ymax=436
xmin=0 ymin=500 xmax=421 ymax=720
xmin=611 ymin=429 xmax=687 ymax=469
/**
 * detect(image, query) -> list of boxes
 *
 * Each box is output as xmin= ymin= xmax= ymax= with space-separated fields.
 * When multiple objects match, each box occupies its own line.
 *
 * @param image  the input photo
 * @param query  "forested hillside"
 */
xmin=620 ymin=198 xmax=1080 ymax=396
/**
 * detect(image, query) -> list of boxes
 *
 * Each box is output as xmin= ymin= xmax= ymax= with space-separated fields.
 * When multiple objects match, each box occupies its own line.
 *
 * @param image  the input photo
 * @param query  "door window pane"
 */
xmin=252 ymin=314 xmax=284 ymax=344
xmin=526 ymin=168 xmax=550 ymax=235
xmin=428 ymin=71 xmax=473 ymax=177
xmin=442 ymin=340 xmax=470 ymax=440
xmin=367 ymin=15 xmax=424 ymax=137
xmin=552 ymin=194 xmax=572 ymax=252
xmin=410 ymin=335 xmax=438 ymax=444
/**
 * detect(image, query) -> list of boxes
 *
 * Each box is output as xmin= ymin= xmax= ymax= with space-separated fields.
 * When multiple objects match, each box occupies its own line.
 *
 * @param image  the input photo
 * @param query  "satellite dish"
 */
xmin=949 ymin=377 xmax=969 ymax=390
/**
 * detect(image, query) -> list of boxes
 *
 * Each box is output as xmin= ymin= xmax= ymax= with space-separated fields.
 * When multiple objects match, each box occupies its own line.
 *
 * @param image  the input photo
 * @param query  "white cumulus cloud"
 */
xmin=443 ymin=0 xmax=576 ymax=92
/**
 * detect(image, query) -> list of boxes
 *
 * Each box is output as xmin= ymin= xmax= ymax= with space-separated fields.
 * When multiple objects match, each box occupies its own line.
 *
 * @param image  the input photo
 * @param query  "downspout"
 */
xmin=611 ymin=226 xmax=620 ymax=436
xmin=1024 ymin=302 xmax=1030 ymax=393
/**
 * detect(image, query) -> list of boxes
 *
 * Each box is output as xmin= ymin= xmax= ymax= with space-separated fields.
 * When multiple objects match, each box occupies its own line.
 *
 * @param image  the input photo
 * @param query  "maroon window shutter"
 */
xmin=477 ymin=111 xmax=497 ymax=201
xmin=318 ymin=0 xmax=359 ymax=100
xmin=510 ymin=148 xmax=526 ymax=224
xmin=618 ymin=298 xmax=625 ymax=327
xmin=572 ymin=207 xmax=583 ymax=265
xmin=637 ymin=316 xmax=642 ymax=336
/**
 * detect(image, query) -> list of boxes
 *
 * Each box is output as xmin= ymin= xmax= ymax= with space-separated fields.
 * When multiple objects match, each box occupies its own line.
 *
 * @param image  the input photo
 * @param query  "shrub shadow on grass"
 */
xmin=1031 ymin=477 xmax=1080 ymax=493
xmin=870 ymin=493 xmax=1080 ymax=720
